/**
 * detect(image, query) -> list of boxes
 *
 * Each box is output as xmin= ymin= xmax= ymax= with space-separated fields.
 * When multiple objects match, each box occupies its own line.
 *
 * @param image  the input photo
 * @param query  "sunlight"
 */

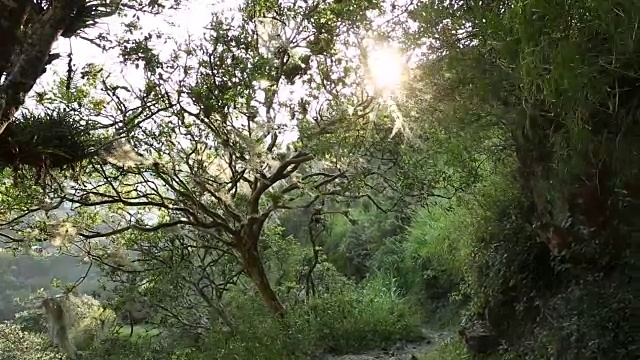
xmin=366 ymin=43 xmax=405 ymax=94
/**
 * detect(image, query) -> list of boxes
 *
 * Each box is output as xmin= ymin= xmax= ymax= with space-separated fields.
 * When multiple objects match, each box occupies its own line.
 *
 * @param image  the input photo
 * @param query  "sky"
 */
xmin=38 ymin=0 xmax=413 ymax=105
xmin=42 ymin=1 xmax=219 ymax=91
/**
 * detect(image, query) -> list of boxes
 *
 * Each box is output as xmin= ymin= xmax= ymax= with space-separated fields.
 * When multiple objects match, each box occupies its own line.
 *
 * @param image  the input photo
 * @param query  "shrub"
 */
xmin=519 ymin=277 xmax=635 ymax=359
xmin=81 ymin=336 xmax=184 ymax=360
xmin=12 ymin=293 xmax=118 ymax=355
xmin=201 ymin=292 xmax=304 ymax=359
xmin=421 ymin=338 xmax=470 ymax=360
xmin=66 ymin=294 xmax=117 ymax=350
xmin=323 ymin=207 xmax=404 ymax=280
xmin=369 ymin=165 xmax=516 ymax=313
xmin=398 ymin=201 xmax=477 ymax=303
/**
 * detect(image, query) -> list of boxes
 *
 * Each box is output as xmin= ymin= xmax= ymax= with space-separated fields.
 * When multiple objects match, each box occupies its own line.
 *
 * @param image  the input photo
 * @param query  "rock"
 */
xmin=458 ymin=321 xmax=500 ymax=355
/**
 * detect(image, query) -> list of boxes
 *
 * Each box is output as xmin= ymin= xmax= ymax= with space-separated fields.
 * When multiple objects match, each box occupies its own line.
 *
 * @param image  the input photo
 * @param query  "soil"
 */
xmin=320 ymin=328 xmax=453 ymax=360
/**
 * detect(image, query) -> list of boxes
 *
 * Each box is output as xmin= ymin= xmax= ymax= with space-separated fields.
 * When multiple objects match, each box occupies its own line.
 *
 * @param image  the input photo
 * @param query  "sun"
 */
xmin=366 ymin=43 xmax=405 ymax=94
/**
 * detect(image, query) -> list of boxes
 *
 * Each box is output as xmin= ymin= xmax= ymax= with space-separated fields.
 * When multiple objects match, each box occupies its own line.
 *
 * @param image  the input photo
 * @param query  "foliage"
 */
xmin=261 ymin=224 xmax=350 ymax=300
xmin=0 ymin=110 xmax=100 ymax=176
xmin=323 ymin=204 xmax=404 ymax=280
xmin=71 ymin=273 xmax=420 ymax=360
xmin=81 ymin=336 xmax=182 ymax=360
xmin=362 ymin=162 xmax=515 ymax=314
xmin=98 ymin=229 xmax=241 ymax=333
xmin=13 ymin=308 xmax=48 ymax=334
xmin=12 ymin=293 xmax=116 ymax=353
xmin=306 ymin=276 xmax=424 ymax=354
xmin=404 ymin=0 xmax=640 ymax=358
xmin=67 ymin=294 xmax=117 ymax=350
xmin=394 ymin=201 xmax=475 ymax=302
xmin=460 ymin=185 xmax=636 ymax=358
xmin=3 ymin=0 xmax=435 ymax=319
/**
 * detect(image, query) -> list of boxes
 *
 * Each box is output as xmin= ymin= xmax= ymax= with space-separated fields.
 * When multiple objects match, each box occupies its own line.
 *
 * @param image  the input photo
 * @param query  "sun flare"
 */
xmin=366 ymin=43 xmax=405 ymax=93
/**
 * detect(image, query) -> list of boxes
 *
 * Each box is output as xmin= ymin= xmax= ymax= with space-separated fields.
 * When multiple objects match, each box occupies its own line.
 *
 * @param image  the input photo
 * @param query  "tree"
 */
xmin=1 ymin=0 xmax=121 ymax=130
xmin=33 ymin=0 xmax=429 ymax=317
xmin=1 ymin=0 xmax=483 ymax=321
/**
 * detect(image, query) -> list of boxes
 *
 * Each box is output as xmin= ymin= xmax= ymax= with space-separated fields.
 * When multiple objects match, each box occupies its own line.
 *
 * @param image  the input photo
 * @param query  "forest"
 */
xmin=0 ymin=0 xmax=637 ymax=359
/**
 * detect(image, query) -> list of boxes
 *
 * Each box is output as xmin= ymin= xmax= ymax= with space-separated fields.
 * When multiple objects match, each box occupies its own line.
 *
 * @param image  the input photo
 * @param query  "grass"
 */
xmin=116 ymin=324 xmax=161 ymax=342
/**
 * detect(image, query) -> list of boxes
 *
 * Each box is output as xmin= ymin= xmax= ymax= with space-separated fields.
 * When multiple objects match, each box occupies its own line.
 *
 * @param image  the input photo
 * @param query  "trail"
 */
xmin=321 ymin=328 xmax=453 ymax=360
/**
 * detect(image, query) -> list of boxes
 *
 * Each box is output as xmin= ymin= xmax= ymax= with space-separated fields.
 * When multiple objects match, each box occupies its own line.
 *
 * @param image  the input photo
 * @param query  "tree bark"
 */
xmin=0 ymin=0 xmax=30 ymax=78
xmin=239 ymin=237 xmax=285 ymax=317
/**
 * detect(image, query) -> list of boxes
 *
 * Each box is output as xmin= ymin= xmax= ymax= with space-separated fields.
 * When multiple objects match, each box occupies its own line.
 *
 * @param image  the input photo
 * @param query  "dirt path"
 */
xmin=321 ymin=328 xmax=453 ymax=360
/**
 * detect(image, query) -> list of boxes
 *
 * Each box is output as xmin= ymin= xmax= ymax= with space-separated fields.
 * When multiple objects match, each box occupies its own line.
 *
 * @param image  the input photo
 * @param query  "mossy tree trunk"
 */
xmin=0 ymin=0 xmax=81 ymax=134
xmin=0 ymin=0 xmax=121 ymax=136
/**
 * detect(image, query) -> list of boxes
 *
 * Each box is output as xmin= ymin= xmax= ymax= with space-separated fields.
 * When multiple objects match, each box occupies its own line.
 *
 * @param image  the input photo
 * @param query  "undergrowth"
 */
xmin=63 ymin=274 xmax=422 ymax=360
xmin=202 ymin=277 xmax=423 ymax=359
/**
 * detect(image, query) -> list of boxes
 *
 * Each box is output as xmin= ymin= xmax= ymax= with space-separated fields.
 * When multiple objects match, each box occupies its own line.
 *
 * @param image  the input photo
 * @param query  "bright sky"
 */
xmin=39 ymin=0 xmax=412 ymax=106
xmin=42 ymin=1 xmax=219 ymax=90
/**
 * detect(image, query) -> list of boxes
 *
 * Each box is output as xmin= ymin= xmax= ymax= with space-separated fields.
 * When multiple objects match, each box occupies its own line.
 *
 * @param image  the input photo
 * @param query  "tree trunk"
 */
xmin=0 ymin=0 xmax=29 ymax=78
xmin=0 ymin=1 xmax=121 ymax=136
xmin=194 ymin=285 xmax=236 ymax=332
xmin=240 ymin=239 xmax=285 ymax=317
xmin=0 ymin=0 xmax=81 ymax=134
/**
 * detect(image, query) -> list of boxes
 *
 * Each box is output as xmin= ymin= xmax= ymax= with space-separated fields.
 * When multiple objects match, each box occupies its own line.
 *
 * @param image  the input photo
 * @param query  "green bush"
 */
xmin=368 ymin=164 xmax=516 ymax=312
xmin=518 ymin=278 xmax=635 ymax=359
xmin=463 ymin=1 xmax=640 ymax=357
xmin=323 ymin=206 xmax=404 ymax=280
xmin=199 ymin=291 xmax=304 ymax=359
xmin=10 ymin=292 xmax=119 ymax=358
xmin=396 ymin=201 xmax=477 ymax=303
xmin=66 ymin=294 xmax=117 ymax=350
xmin=14 ymin=308 xmax=48 ymax=333
xmin=80 ymin=336 xmax=183 ymax=360
xmin=421 ymin=338 xmax=471 ymax=360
